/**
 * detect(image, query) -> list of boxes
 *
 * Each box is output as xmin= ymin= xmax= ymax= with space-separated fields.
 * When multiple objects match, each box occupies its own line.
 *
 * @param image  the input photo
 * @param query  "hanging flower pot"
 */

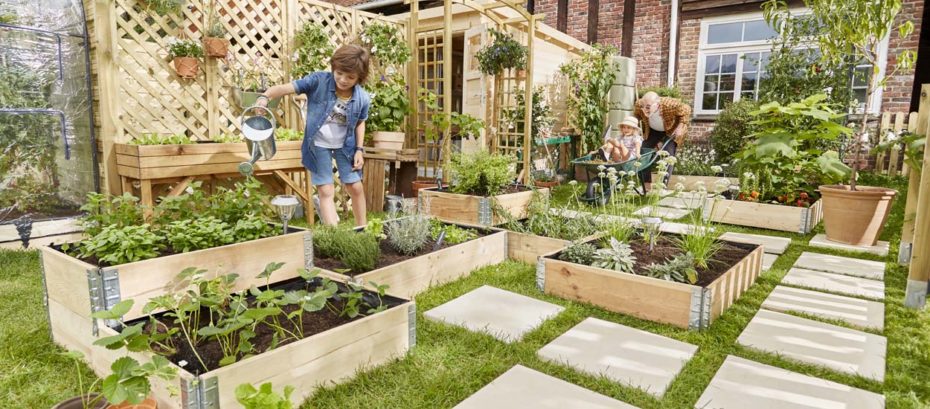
xmin=166 ymin=37 xmax=203 ymax=79
xmin=203 ymin=37 xmax=228 ymax=58
xmin=173 ymin=56 xmax=200 ymax=79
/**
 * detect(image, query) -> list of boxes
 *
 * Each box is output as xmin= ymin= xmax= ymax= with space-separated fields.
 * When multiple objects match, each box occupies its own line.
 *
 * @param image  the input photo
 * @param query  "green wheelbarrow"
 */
xmin=571 ymin=138 xmax=675 ymax=205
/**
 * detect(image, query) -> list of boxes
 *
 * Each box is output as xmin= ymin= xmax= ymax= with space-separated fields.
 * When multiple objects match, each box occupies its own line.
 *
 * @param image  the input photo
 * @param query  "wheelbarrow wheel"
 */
xmin=583 ymin=179 xmax=612 ymax=206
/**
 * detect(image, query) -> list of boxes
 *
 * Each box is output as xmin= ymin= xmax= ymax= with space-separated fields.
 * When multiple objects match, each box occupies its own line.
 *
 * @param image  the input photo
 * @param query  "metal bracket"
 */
xmin=39 ymin=252 xmax=53 ymax=342
xmin=87 ymin=268 xmax=122 ymax=336
xmin=688 ymin=287 xmax=713 ymax=330
xmin=182 ymin=376 xmax=220 ymax=409
xmin=898 ymin=242 xmax=913 ymax=265
xmin=904 ymin=279 xmax=929 ymax=309
xmin=478 ymin=197 xmax=493 ymax=226
xmin=303 ymin=231 xmax=314 ymax=269
xmin=535 ymin=258 xmax=546 ymax=291
xmin=407 ymin=303 xmax=417 ymax=348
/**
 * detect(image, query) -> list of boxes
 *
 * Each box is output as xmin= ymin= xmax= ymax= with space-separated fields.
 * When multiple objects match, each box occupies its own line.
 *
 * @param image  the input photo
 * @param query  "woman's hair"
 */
xmin=330 ymin=44 xmax=370 ymax=84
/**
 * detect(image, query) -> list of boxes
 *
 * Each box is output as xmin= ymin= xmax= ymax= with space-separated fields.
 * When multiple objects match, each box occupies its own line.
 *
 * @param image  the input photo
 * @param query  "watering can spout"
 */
xmin=238 ymin=105 xmax=278 ymax=176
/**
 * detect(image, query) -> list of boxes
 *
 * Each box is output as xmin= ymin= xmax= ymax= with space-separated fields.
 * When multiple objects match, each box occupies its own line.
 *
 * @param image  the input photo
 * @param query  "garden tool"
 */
xmin=238 ymin=105 xmax=277 ymax=176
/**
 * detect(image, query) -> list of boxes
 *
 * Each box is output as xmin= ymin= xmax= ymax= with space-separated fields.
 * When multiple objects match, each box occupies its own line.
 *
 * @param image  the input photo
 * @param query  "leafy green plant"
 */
xmin=559 ymin=242 xmax=596 ymax=265
xmin=166 ymin=37 xmax=203 ymax=59
xmin=673 ymin=217 xmax=722 ymax=270
xmin=637 ymin=86 xmax=681 ymax=99
xmin=211 ymin=132 xmax=242 ymax=143
xmin=338 ymin=232 xmax=381 ymax=273
xmin=73 ymin=224 xmax=164 ymax=266
xmin=140 ymin=0 xmax=184 ymax=15
xmin=515 ymin=193 xmax=599 ymax=241
xmin=291 ymin=22 xmax=333 ymax=79
xmin=592 ymin=238 xmax=636 ymax=273
xmin=386 ymin=215 xmax=431 ymax=255
xmin=451 ymin=112 xmax=485 ymax=140
xmin=476 ymin=28 xmax=527 ymax=75
xmin=360 ymin=22 xmax=411 ymax=70
xmin=366 ymin=77 xmax=410 ymax=133
xmin=449 ymin=151 xmax=514 ymax=196
xmin=235 ymin=382 xmax=294 ymax=409
xmin=274 ymin=128 xmax=303 ymax=141
xmin=311 ymin=225 xmax=350 ymax=259
xmin=601 ymin=217 xmax=635 ymax=245
xmin=164 ymin=216 xmax=234 ymax=253
xmin=560 ymin=44 xmax=617 ymax=153
xmin=642 ymin=252 xmax=698 ymax=284
xmin=80 ymin=193 xmax=144 ymax=237
xmin=500 ymin=87 xmax=554 ymax=140
xmin=873 ymin=131 xmax=925 ymax=172
xmin=430 ymin=219 xmax=477 ymax=245
xmin=130 ymin=133 xmax=194 ymax=145
xmin=709 ymin=99 xmax=759 ymax=163
xmin=61 ymin=350 xmax=177 ymax=409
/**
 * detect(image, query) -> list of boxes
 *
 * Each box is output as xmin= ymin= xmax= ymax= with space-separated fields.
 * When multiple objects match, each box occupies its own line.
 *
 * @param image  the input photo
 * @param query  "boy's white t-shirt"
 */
xmin=313 ymin=95 xmax=350 ymax=148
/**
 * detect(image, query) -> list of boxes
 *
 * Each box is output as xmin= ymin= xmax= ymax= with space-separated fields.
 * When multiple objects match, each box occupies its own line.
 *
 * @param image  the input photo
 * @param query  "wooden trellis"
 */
xmin=875 ymin=111 xmax=920 ymax=177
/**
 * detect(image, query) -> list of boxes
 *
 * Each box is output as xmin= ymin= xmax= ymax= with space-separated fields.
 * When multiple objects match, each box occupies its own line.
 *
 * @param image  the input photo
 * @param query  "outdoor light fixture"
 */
xmin=271 ymin=195 xmax=299 ymax=235
xmin=642 ymin=216 xmax=662 ymax=251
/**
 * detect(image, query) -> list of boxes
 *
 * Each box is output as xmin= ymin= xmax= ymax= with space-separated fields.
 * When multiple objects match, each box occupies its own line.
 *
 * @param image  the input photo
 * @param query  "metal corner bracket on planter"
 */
xmin=417 ymin=186 xmax=548 ymax=226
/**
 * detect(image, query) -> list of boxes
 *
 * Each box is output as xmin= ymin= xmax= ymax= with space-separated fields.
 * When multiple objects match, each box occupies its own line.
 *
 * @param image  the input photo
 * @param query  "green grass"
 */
xmin=2 ymin=173 xmax=929 ymax=408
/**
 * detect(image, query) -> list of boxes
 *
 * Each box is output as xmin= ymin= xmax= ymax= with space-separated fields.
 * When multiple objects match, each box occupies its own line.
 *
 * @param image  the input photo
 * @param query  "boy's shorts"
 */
xmin=305 ymin=141 xmax=363 ymax=186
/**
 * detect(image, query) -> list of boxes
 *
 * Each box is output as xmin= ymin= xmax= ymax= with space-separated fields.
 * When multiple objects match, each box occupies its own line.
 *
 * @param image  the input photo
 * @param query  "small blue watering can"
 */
xmin=238 ymin=105 xmax=277 ymax=176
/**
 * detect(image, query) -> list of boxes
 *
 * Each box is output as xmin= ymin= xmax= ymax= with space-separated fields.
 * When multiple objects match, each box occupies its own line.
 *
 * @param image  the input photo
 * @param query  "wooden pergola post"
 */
xmin=900 ymin=85 xmax=928 ymax=265
xmin=905 ymin=83 xmax=930 ymax=309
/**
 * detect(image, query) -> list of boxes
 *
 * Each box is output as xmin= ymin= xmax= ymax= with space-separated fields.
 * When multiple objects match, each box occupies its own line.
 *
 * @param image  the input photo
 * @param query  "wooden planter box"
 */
xmin=0 ymin=217 xmax=83 ymax=250
xmin=46 ymin=285 xmax=414 ymax=409
xmin=418 ymin=187 xmax=548 ymax=226
xmin=115 ymin=141 xmax=303 ymax=180
xmin=507 ymin=231 xmax=571 ymax=264
xmin=40 ymin=228 xmax=312 ymax=322
xmin=654 ymin=174 xmax=729 ymax=191
xmin=538 ymin=240 xmax=764 ymax=329
xmin=702 ymin=198 xmax=824 ymax=234
xmin=320 ymin=225 xmax=508 ymax=298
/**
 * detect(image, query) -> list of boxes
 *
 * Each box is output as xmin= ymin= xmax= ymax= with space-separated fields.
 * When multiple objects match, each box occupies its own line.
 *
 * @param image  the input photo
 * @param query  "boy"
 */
xmin=257 ymin=44 xmax=371 ymax=227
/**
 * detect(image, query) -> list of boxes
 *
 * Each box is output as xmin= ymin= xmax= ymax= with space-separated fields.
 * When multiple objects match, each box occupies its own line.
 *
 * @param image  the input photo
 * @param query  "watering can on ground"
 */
xmin=238 ymin=105 xmax=277 ymax=176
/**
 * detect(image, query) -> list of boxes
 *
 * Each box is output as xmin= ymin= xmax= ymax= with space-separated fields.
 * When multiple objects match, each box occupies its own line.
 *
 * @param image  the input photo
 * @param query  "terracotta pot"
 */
xmin=372 ymin=131 xmax=405 ymax=150
xmin=107 ymin=397 xmax=158 ymax=409
xmin=534 ymin=180 xmax=559 ymax=188
xmin=515 ymin=69 xmax=527 ymax=79
xmin=411 ymin=178 xmax=437 ymax=198
xmin=820 ymin=184 xmax=897 ymax=246
xmin=52 ymin=395 xmax=108 ymax=409
xmin=173 ymin=57 xmax=200 ymax=79
xmin=203 ymin=37 xmax=228 ymax=58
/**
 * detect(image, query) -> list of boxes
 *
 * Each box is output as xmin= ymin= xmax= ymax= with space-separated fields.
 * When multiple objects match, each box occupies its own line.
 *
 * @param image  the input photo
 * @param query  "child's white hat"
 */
xmin=618 ymin=116 xmax=641 ymax=131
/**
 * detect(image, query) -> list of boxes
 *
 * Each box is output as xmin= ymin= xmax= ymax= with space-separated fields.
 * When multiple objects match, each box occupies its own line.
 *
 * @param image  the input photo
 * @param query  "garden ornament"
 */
xmin=238 ymin=105 xmax=277 ymax=176
xmin=271 ymin=195 xmax=299 ymax=235
xmin=642 ymin=216 xmax=662 ymax=251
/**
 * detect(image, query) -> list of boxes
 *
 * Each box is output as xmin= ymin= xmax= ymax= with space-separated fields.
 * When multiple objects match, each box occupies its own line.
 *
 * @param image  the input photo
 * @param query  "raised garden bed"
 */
xmin=40 ymin=227 xmax=311 ymax=322
xmin=316 ymin=221 xmax=507 ymax=298
xmin=115 ymin=141 xmax=304 ymax=180
xmin=702 ymin=198 xmax=824 ymax=234
xmin=418 ymin=185 xmax=548 ymax=226
xmin=503 ymin=215 xmax=601 ymax=264
xmin=46 ymin=275 xmax=414 ymax=408
xmin=538 ymin=235 xmax=763 ymax=329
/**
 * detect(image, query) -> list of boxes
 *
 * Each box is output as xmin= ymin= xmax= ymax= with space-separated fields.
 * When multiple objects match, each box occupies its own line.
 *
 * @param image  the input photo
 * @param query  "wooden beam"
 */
xmin=557 ymin=0 xmax=567 ymax=32
xmin=621 ymin=0 xmax=635 ymax=56
xmin=905 ymin=83 xmax=930 ymax=309
xmin=94 ymin=0 xmax=123 ymax=195
xmin=166 ymin=176 xmax=195 ymax=197
xmin=587 ymin=0 xmax=599 ymax=44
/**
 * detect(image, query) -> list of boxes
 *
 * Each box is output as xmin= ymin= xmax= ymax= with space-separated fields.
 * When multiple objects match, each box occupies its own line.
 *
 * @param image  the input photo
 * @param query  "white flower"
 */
xmin=674 ymin=182 xmax=685 ymax=191
xmin=710 ymin=165 xmax=723 ymax=173
xmin=658 ymin=150 xmax=670 ymax=157
xmin=633 ymin=161 xmax=642 ymax=168
xmin=665 ymin=156 xmax=678 ymax=165
xmin=743 ymin=172 xmax=755 ymax=179
xmin=597 ymin=165 xmax=606 ymax=171
xmin=607 ymin=167 xmax=617 ymax=174
xmin=568 ymin=180 xmax=578 ymax=186
xmin=598 ymin=172 xmax=607 ymax=178
xmin=179 ymin=360 xmax=188 ymax=368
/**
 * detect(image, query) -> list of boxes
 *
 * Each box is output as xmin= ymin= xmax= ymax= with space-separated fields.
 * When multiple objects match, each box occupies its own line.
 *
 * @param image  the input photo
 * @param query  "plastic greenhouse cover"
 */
xmin=1 ymin=0 xmax=97 ymax=226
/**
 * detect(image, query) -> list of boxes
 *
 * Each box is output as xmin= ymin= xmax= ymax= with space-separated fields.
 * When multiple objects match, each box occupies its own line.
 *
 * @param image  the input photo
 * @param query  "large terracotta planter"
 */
xmin=202 ymin=37 xmax=228 ymax=58
xmin=820 ymin=185 xmax=896 ymax=246
xmin=372 ymin=131 xmax=405 ymax=150
xmin=172 ymin=57 xmax=199 ymax=79
xmin=411 ymin=178 xmax=437 ymax=198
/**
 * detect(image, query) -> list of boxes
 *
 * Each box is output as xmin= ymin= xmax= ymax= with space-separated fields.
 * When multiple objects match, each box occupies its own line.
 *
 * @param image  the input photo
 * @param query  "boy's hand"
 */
xmin=254 ymin=95 xmax=270 ymax=115
xmin=353 ymin=150 xmax=364 ymax=170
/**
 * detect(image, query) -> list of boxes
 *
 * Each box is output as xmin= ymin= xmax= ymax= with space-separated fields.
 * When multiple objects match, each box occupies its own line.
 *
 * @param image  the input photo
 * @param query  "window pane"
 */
xmin=704 ymin=74 xmax=719 ymax=92
xmin=760 ymin=52 xmax=771 ymax=71
xmin=720 ymin=74 xmax=736 ymax=91
xmin=708 ymin=22 xmax=742 ymax=44
xmin=705 ymin=55 xmax=721 ymax=74
xmin=853 ymin=66 xmax=871 ymax=87
xmin=718 ymin=92 xmax=734 ymax=109
xmin=741 ymin=72 xmax=757 ymax=91
xmin=743 ymin=20 xmax=777 ymax=41
xmin=743 ymin=52 xmax=760 ymax=72
xmin=742 ymin=91 xmax=757 ymax=100
xmin=703 ymin=93 xmax=717 ymax=110
xmin=721 ymin=54 xmax=738 ymax=73
xmin=853 ymin=89 xmax=867 ymax=106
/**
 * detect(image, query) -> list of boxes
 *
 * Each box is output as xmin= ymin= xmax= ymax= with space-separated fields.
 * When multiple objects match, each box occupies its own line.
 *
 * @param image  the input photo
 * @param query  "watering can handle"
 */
xmin=241 ymin=105 xmax=277 ymax=130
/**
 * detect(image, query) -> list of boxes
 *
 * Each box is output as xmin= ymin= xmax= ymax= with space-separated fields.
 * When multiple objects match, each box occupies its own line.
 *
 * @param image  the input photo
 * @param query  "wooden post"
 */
xmin=905 ymin=84 xmax=930 ymax=309
xmin=441 ymin=0 xmax=452 ymax=183
xmin=406 ymin=0 xmax=419 ymax=150
xmin=522 ymin=16 xmax=535 ymax=186
xmin=900 ymin=97 xmax=928 ymax=265
xmin=94 ymin=0 xmax=124 ymax=194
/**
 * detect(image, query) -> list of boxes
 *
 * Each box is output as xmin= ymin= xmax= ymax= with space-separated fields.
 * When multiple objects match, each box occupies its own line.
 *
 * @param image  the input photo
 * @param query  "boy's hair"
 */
xmin=330 ymin=44 xmax=370 ymax=85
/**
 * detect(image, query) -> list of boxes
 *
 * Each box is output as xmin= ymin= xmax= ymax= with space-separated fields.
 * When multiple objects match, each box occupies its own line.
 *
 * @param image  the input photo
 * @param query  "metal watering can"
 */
xmin=238 ymin=105 xmax=277 ymax=176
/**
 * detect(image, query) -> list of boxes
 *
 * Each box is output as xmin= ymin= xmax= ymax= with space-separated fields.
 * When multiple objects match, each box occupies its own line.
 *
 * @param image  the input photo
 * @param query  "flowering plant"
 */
xmin=291 ymin=22 xmax=333 ymax=79
xmin=476 ymin=28 xmax=527 ymax=75
xmin=166 ymin=38 xmax=203 ymax=60
xmin=230 ymin=56 xmax=280 ymax=92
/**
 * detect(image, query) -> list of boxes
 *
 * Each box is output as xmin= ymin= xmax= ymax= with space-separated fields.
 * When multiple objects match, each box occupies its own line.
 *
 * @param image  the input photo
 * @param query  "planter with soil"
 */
xmin=40 ymin=226 xmax=311 ymax=322
xmin=819 ymin=184 xmax=896 ymax=246
xmin=314 ymin=220 xmax=507 ymax=298
xmin=502 ymin=214 xmax=601 ymax=264
xmin=539 ymin=235 xmax=763 ymax=329
xmin=46 ymin=273 xmax=413 ymax=409
xmin=702 ymin=196 xmax=823 ymax=234
xmin=419 ymin=185 xmax=547 ymax=226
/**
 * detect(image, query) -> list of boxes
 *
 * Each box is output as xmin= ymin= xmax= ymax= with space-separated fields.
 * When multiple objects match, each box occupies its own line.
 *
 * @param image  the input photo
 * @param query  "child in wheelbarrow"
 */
xmin=255 ymin=45 xmax=371 ymax=227
xmin=599 ymin=116 xmax=642 ymax=163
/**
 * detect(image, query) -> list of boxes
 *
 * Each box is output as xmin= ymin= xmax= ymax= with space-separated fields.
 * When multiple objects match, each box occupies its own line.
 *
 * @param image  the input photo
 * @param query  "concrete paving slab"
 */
xmin=809 ymin=234 xmax=889 ymax=257
xmin=763 ymin=254 xmax=778 ymax=271
xmin=762 ymin=286 xmax=884 ymax=331
xmin=737 ymin=310 xmax=886 ymax=381
xmin=537 ymin=317 xmax=697 ymax=397
xmin=782 ymin=268 xmax=885 ymax=300
xmin=719 ymin=232 xmax=791 ymax=255
xmin=794 ymin=252 xmax=885 ymax=280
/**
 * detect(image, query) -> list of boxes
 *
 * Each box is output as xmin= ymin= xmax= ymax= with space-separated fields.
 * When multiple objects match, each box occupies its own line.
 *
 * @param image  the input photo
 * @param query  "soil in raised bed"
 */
xmin=550 ymin=235 xmax=757 ymax=287
xmin=313 ymin=225 xmax=492 ymax=276
xmin=129 ymin=277 xmax=407 ymax=374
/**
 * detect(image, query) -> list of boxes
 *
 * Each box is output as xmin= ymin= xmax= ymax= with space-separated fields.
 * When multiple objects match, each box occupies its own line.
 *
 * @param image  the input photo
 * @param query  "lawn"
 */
xmin=2 ymin=173 xmax=929 ymax=408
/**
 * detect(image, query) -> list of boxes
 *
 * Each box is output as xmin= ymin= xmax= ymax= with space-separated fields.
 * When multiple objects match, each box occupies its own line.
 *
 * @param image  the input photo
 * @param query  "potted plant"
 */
xmin=202 ymin=4 xmax=228 ymax=59
xmin=362 ymin=22 xmax=412 ymax=150
xmin=476 ymin=28 xmax=527 ymax=76
xmin=764 ymin=0 xmax=916 ymax=245
xmin=291 ymin=22 xmax=333 ymax=80
xmin=138 ymin=0 xmax=183 ymax=16
xmin=54 ymin=347 xmax=174 ymax=409
xmin=166 ymin=38 xmax=203 ymax=79
xmin=232 ymin=56 xmax=281 ymax=109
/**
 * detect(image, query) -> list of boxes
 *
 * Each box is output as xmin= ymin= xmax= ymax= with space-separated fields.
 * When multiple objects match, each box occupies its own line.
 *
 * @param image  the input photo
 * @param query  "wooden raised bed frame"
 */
xmin=40 ymin=229 xmax=312 ymax=322
xmin=703 ymin=198 xmax=824 ymax=234
xmin=538 ymin=240 xmax=764 ymax=329
xmin=46 ymin=288 xmax=414 ymax=409
xmin=319 ymin=223 xmax=508 ymax=298
xmin=418 ymin=187 xmax=548 ymax=226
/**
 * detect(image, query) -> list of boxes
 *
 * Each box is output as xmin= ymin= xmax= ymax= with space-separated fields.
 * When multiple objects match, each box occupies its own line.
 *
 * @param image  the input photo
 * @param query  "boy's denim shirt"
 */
xmin=292 ymin=71 xmax=370 ymax=170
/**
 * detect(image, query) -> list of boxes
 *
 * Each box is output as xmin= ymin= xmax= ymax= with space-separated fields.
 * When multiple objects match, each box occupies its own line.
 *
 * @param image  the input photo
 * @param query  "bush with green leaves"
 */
xmin=311 ymin=225 xmax=348 ymax=259
xmin=673 ymin=218 xmax=722 ymax=270
xmin=360 ymin=21 xmax=411 ymax=70
xmin=366 ymin=76 xmax=410 ymax=133
xmin=80 ymin=192 xmax=144 ymax=237
xmin=386 ymin=214 xmax=432 ymax=255
xmin=130 ymin=133 xmax=194 ymax=145
xmin=559 ymin=44 xmax=617 ymax=153
xmin=274 ymin=127 xmax=303 ymax=141
xmin=449 ymin=151 xmax=515 ymax=196
xmin=592 ymin=238 xmax=636 ymax=273
xmin=292 ymin=22 xmax=333 ymax=79
xmin=642 ymin=252 xmax=698 ymax=284
xmin=430 ymin=219 xmax=478 ymax=245
xmin=211 ymin=132 xmax=242 ymax=143
xmin=236 ymin=382 xmax=294 ymax=409
xmin=167 ymin=38 xmax=203 ymax=60
xmin=559 ymin=242 xmax=596 ymax=265
xmin=340 ymin=232 xmax=381 ymax=272
xmin=709 ymin=99 xmax=759 ymax=163
xmin=637 ymin=86 xmax=681 ymax=99
xmin=71 ymin=224 xmax=164 ymax=266
xmin=164 ymin=216 xmax=235 ymax=253
xmin=232 ymin=214 xmax=275 ymax=242
xmin=476 ymin=28 xmax=527 ymax=75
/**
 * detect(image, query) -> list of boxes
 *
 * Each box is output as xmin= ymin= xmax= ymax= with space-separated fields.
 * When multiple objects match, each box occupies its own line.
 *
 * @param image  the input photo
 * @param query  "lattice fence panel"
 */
xmin=415 ymin=30 xmax=445 ymax=179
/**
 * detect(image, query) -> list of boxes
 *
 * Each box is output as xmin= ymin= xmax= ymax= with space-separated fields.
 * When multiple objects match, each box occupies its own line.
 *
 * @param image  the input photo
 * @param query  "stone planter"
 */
xmin=820 ymin=185 xmax=897 ymax=246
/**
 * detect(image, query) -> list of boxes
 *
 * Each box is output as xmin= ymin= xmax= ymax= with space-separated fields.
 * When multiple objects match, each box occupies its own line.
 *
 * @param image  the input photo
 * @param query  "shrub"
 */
xmin=232 ymin=214 xmax=274 ymax=242
xmin=291 ymin=22 xmax=333 ymax=79
xmin=449 ymin=151 xmax=515 ymax=196
xmin=637 ymin=86 xmax=681 ymax=99
xmin=386 ymin=215 xmax=432 ymax=255
xmin=80 ymin=192 xmax=144 ymax=237
xmin=73 ymin=224 xmax=164 ymax=265
xmin=642 ymin=252 xmax=698 ymax=284
xmin=164 ymin=216 xmax=234 ymax=253
xmin=592 ymin=238 xmax=636 ymax=273
xmin=476 ymin=28 xmax=527 ymax=75
xmin=430 ymin=219 xmax=478 ymax=245
xmin=340 ymin=232 xmax=381 ymax=272
xmin=559 ymin=242 xmax=596 ymax=265
xmin=312 ymin=225 xmax=349 ymax=259
xmin=709 ymin=99 xmax=759 ymax=163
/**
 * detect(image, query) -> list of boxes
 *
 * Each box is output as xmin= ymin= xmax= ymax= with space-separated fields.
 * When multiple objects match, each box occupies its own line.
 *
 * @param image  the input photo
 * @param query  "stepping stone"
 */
xmin=454 ymin=365 xmax=638 ymax=409
xmin=762 ymin=254 xmax=778 ymax=271
xmin=719 ymin=232 xmax=791 ymax=255
xmin=737 ymin=309 xmax=886 ymax=381
xmin=424 ymin=286 xmax=564 ymax=343
xmin=782 ymin=268 xmax=884 ymax=300
xmin=658 ymin=195 xmax=705 ymax=210
xmin=632 ymin=206 xmax=691 ymax=220
xmin=696 ymin=355 xmax=885 ymax=409
xmin=762 ymin=286 xmax=884 ymax=331
xmin=537 ymin=317 xmax=697 ymax=398
xmin=809 ymin=234 xmax=889 ymax=257
xmin=794 ymin=252 xmax=885 ymax=280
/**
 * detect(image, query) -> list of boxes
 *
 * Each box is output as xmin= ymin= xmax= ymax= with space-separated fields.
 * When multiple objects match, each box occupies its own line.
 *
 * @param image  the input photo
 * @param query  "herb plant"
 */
xmin=235 ymin=382 xmax=295 ymax=409
xmin=339 ymin=232 xmax=381 ymax=272
xmin=311 ymin=225 xmax=347 ymax=259
xmin=592 ymin=238 xmax=636 ymax=273
xmin=73 ymin=224 xmax=164 ymax=265
xmin=211 ymin=132 xmax=242 ymax=143
xmin=164 ymin=216 xmax=234 ymax=253
xmin=274 ymin=128 xmax=303 ymax=141
xmin=449 ymin=151 xmax=515 ymax=196
xmin=130 ymin=133 xmax=194 ymax=145
xmin=429 ymin=219 xmax=477 ymax=245
xmin=559 ymin=242 xmax=597 ymax=265
xmin=673 ymin=217 xmax=722 ymax=270
xmin=80 ymin=192 xmax=144 ymax=237
xmin=642 ymin=252 xmax=698 ymax=284
xmin=386 ymin=214 xmax=432 ymax=255
xmin=360 ymin=22 xmax=411 ymax=70
xmin=366 ymin=77 xmax=410 ymax=133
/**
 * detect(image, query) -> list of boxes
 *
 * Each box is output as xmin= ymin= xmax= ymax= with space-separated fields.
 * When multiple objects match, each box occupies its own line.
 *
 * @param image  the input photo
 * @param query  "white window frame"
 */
xmin=693 ymin=10 xmax=889 ymax=116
